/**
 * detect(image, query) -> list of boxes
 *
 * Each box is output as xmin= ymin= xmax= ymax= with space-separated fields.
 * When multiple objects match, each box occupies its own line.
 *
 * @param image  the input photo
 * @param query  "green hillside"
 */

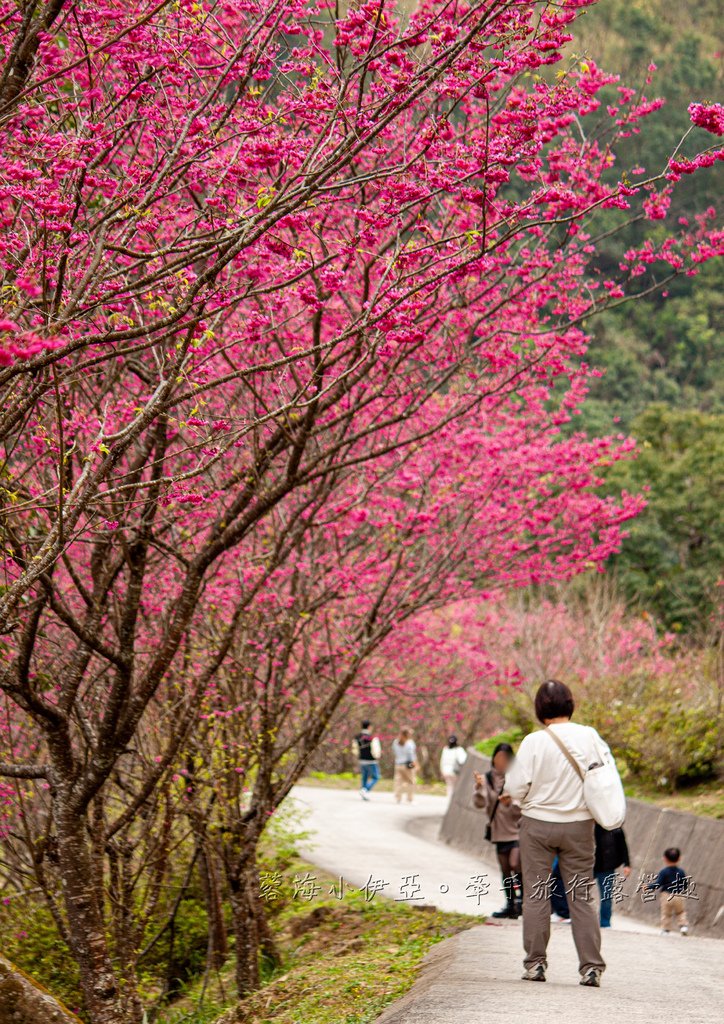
xmin=568 ymin=1 xmax=723 ymax=633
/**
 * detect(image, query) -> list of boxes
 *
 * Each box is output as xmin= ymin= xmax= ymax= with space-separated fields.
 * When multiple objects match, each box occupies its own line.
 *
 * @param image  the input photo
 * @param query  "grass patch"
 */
xmin=160 ymin=855 xmax=478 ymax=1024
xmin=623 ymin=779 xmax=724 ymax=819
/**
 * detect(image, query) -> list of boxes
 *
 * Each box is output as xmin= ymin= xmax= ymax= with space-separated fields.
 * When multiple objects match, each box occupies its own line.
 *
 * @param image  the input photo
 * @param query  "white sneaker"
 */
xmin=660 ymin=929 xmax=671 ymax=935
xmin=359 ymin=788 xmax=369 ymax=801
xmin=551 ymin=913 xmax=571 ymax=923
xmin=680 ymin=926 xmax=689 ymax=935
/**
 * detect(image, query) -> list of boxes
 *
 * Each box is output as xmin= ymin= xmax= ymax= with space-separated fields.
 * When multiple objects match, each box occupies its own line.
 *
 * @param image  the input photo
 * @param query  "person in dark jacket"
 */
xmin=593 ymin=824 xmax=630 ymax=927
xmin=353 ymin=720 xmax=382 ymax=800
xmin=646 ymin=847 xmax=691 ymax=935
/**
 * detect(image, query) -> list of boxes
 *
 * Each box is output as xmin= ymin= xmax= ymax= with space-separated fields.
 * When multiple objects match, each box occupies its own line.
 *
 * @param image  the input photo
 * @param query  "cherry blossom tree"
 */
xmin=0 ymin=1 xmax=721 ymax=1021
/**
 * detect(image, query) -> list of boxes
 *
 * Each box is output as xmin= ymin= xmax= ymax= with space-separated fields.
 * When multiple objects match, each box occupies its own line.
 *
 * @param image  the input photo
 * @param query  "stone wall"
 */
xmin=439 ymin=748 xmax=724 ymax=935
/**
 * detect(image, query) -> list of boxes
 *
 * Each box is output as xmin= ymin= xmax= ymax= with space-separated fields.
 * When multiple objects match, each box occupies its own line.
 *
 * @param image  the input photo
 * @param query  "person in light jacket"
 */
xmin=503 ymin=679 xmax=621 ymax=988
xmin=440 ymin=735 xmax=467 ymax=800
xmin=391 ymin=727 xmax=417 ymax=803
xmin=474 ymin=741 xmax=522 ymax=918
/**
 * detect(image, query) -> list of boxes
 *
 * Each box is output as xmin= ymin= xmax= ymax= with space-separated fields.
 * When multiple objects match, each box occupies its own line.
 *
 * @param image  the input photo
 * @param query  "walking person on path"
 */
xmin=440 ymin=734 xmax=467 ymax=801
xmin=353 ymin=719 xmax=382 ymax=801
xmin=646 ymin=847 xmax=691 ymax=936
xmin=392 ymin=726 xmax=417 ymax=804
xmin=594 ymin=824 xmax=630 ymax=928
xmin=473 ymin=742 xmax=522 ymax=919
xmin=503 ymin=679 xmax=622 ymax=988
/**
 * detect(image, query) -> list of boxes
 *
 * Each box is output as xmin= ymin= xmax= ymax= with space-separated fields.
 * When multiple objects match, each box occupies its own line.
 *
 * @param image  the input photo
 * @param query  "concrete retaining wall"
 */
xmin=439 ymin=748 xmax=724 ymax=935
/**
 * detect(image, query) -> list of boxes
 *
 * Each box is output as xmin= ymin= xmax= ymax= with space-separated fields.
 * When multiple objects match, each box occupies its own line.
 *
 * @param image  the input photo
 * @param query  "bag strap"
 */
xmin=486 ymin=770 xmax=503 ymax=823
xmin=545 ymin=727 xmax=585 ymax=781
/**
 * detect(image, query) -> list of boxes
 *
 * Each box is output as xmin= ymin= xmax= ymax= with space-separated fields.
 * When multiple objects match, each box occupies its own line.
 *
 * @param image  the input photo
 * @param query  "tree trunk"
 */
xmin=199 ymin=842 xmax=228 ymax=973
xmin=253 ymin=874 xmax=280 ymax=969
xmin=0 ymin=955 xmax=82 ymax=1024
xmin=226 ymin=843 xmax=275 ymax=998
xmin=54 ymin=804 xmax=126 ymax=1024
xmin=229 ymin=866 xmax=259 ymax=997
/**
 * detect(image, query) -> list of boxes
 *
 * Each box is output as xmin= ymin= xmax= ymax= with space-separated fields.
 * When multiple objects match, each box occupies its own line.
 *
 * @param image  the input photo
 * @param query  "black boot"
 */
xmin=513 ymin=873 xmax=523 ymax=918
xmin=492 ymin=875 xmax=516 ymax=918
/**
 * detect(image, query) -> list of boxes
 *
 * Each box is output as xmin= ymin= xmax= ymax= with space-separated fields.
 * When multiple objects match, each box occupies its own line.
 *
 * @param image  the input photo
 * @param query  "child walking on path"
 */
xmin=647 ymin=847 xmax=692 ymax=935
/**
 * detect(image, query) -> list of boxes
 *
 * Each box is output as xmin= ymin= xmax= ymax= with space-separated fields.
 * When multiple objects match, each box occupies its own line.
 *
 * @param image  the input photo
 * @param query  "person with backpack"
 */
xmin=352 ymin=720 xmax=382 ymax=801
xmin=473 ymin=742 xmax=522 ymax=919
xmin=502 ymin=679 xmax=624 ymax=988
xmin=440 ymin=734 xmax=468 ymax=800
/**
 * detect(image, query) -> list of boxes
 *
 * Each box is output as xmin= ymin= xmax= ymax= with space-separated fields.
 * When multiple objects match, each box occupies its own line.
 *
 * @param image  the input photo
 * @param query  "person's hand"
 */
xmin=473 ymin=771 xmax=485 ymax=787
xmin=499 ymin=794 xmax=512 ymax=805
xmin=622 ymin=866 xmax=631 ymax=878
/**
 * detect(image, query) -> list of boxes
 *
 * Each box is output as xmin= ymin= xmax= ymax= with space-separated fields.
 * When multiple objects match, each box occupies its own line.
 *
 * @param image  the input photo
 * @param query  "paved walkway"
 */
xmin=291 ymin=785 xmax=723 ymax=1023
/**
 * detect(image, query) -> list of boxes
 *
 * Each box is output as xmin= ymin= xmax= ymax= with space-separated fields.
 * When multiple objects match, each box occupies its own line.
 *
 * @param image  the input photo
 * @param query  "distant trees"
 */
xmin=565 ymin=0 xmax=723 ymax=636
xmin=604 ymin=405 xmax=724 ymax=634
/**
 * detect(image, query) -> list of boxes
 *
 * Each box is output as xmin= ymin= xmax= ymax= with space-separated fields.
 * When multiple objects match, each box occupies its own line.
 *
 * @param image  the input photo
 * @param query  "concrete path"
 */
xmin=290 ymin=785 xmax=723 ymax=1023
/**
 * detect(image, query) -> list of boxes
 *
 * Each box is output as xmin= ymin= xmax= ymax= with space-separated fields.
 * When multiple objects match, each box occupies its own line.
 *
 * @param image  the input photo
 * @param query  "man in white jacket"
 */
xmin=503 ymin=680 xmax=615 ymax=988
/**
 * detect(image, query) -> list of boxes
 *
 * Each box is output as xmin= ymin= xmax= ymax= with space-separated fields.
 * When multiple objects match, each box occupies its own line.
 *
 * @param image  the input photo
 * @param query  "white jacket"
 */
xmin=504 ymin=722 xmax=618 ymax=823
xmin=440 ymin=745 xmax=467 ymax=776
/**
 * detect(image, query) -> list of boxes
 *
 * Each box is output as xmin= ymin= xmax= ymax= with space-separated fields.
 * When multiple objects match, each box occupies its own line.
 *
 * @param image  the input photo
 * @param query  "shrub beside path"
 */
xmin=291 ymin=785 xmax=722 ymax=1024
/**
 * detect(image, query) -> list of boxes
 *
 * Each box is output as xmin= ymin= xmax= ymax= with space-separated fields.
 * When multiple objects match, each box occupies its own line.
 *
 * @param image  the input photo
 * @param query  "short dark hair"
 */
xmin=491 ymin=742 xmax=515 ymax=761
xmin=361 ymin=719 xmax=371 ymax=730
xmin=534 ymin=679 xmax=574 ymax=723
xmin=664 ymin=847 xmax=681 ymax=862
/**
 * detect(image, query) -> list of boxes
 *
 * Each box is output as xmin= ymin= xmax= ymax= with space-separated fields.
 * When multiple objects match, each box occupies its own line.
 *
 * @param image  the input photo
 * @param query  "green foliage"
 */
xmin=0 ymin=889 xmax=214 ymax=1020
xmin=556 ymin=1 xmax=724 ymax=635
xmin=0 ymin=901 xmax=84 ymax=1017
xmin=139 ymin=896 xmax=212 ymax=1001
xmin=161 ymin=1003 xmax=228 ymax=1024
xmin=622 ymin=778 xmax=724 ymax=818
xmin=579 ymin=675 xmax=720 ymax=789
xmin=474 ymin=726 xmax=526 ymax=756
xmin=204 ymin=868 xmax=477 ymax=1024
xmin=154 ymin=847 xmax=479 ymax=1024
xmin=307 ymin=769 xmax=357 ymax=782
xmin=258 ymin=796 xmax=313 ymax=872
xmin=576 ymin=0 xmax=722 ymax=221
xmin=580 ymin=261 xmax=724 ymax=436
xmin=604 ymin=405 xmax=724 ymax=633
